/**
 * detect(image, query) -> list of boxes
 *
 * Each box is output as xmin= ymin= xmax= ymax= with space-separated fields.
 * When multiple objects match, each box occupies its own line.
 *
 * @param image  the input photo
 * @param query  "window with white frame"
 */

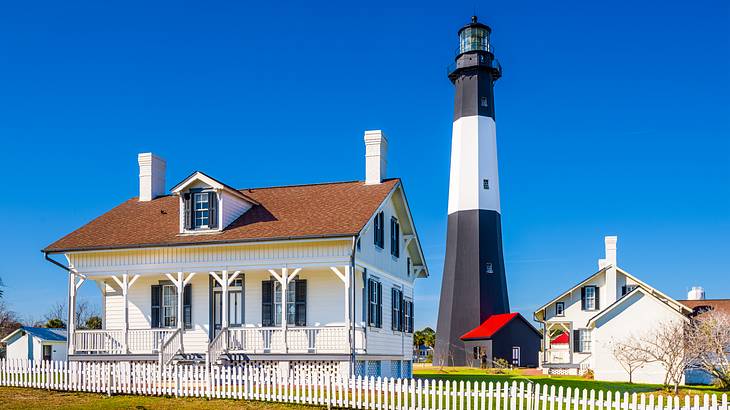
xmin=583 ymin=286 xmax=597 ymax=311
xmin=162 ymin=285 xmax=178 ymax=327
xmin=193 ymin=192 xmax=210 ymax=228
xmin=367 ymin=278 xmax=382 ymax=327
xmin=273 ymin=281 xmax=296 ymax=326
xmin=555 ymin=302 xmax=565 ymax=316
xmin=577 ymin=329 xmax=591 ymax=353
xmin=391 ymin=288 xmax=403 ymax=331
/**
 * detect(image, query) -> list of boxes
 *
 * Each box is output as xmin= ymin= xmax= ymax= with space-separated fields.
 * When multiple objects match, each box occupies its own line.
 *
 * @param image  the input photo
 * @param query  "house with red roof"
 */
xmin=42 ymin=131 xmax=429 ymax=380
xmin=459 ymin=313 xmax=541 ymax=368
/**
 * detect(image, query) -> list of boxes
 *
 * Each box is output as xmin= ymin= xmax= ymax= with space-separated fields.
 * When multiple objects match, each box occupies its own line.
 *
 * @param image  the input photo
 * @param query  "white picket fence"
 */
xmin=0 ymin=359 xmax=728 ymax=410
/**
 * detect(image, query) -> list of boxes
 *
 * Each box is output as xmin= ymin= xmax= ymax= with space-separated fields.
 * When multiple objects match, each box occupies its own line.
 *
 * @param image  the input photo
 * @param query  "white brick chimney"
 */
xmin=138 ymin=153 xmax=166 ymax=201
xmin=364 ymin=130 xmax=388 ymax=185
xmin=602 ymin=236 xmax=618 ymax=305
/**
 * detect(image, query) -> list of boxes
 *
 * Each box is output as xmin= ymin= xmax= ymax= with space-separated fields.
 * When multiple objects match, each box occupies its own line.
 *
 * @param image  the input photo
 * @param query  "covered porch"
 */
xmin=68 ymin=264 xmax=364 ymax=364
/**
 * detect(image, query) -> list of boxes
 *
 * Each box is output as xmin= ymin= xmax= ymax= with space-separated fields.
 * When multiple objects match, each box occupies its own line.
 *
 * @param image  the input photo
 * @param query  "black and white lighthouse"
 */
xmin=434 ymin=16 xmax=512 ymax=367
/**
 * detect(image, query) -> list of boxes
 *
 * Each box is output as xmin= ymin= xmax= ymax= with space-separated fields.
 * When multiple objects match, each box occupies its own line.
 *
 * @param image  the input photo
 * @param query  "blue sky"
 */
xmin=0 ymin=0 xmax=728 ymax=328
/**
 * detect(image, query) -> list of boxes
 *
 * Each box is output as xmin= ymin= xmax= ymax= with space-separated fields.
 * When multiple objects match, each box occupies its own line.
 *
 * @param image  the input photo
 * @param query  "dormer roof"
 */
xmin=170 ymin=171 xmax=259 ymax=205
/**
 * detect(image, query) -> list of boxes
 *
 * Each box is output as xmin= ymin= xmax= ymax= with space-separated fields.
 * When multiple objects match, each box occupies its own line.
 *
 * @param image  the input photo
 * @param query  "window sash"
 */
xmin=193 ymin=192 xmax=210 ymax=228
xmin=162 ymin=285 xmax=177 ymax=328
xmin=578 ymin=329 xmax=592 ymax=352
xmin=584 ymin=287 xmax=596 ymax=310
xmin=274 ymin=282 xmax=296 ymax=326
xmin=556 ymin=302 xmax=564 ymax=316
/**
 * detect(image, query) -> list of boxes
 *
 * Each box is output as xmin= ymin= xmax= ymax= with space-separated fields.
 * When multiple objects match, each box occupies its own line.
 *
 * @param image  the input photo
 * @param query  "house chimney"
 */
xmin=687 ymin=286 xmax=706 ymax=300
xmin=138 ymin=153 xmax=166 ymax=201
xmin=364 ymin=130 xmax=388 ymax=185
xmin=603 ymin=236 xmax=618 ymax=305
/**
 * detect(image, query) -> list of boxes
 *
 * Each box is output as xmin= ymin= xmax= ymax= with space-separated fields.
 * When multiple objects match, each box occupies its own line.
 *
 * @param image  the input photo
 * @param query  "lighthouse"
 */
xmin=434 ymin=16 xmax=512 ymax=367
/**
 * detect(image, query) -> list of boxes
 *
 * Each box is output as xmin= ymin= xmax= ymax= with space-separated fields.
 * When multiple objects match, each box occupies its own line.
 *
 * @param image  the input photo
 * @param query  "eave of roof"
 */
xmin=586 ymin=286 xmax=688 ymax=327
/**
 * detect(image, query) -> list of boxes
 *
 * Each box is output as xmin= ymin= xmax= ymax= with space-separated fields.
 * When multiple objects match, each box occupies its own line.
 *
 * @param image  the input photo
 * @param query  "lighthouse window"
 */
xmin=480 ymin=97 xmax=489 ymax=107
xmin=485 ymin=263 xmax=494 ymax=274
xmin=483 ymin=179 xmax=489 ymax=190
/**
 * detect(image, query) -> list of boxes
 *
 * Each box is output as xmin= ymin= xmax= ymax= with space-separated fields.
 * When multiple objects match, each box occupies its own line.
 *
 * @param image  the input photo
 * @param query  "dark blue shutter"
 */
xmin=581 ymin=287 xmax=587 ymax=310
xmin=295 ymin=280 xmax=307 ymax=326
xmin=208 ymin=192 xmax=218 ymax=229
xmin=573 ymin=330 xmax=581 ymax=353
xmin=399 ymin=292 xmax=405 ymax=331
xmin=183 ymin=284 xmax=192 ymax=329
xmin=262 ymin=281 xmax=273 ymax=326
xmin=183 ymin=193 xmax=193 ymax=230
xmin=594 ymin=286 xmax=600 ymax=310
xmin=151 ymin=285 xmax=161 ymax=328
xmin=391 ymin=289 xmax=398 ymax=330
xmin=376 ymin=282 xmax=382 ymax=328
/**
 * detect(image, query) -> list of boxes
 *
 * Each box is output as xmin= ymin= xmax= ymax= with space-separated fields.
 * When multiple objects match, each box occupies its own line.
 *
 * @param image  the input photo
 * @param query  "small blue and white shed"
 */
xmin=1 ymin=327 xmax=67 ymax=362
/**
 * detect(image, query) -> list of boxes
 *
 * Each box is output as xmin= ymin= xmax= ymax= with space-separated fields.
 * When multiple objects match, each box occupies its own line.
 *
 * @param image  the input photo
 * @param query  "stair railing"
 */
xmin=158 ymin=328 xmax=182 ymax=368
xmin=206 ymin=328 xmax=228 ymax=367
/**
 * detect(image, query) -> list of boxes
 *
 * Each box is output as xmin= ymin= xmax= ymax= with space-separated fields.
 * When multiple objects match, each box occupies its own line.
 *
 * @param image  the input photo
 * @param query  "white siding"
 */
xmin=591 ymin=290 xmax=686 ymax=384
xmin=220 ymin=191 xmax=252 ymax=228
xmin=5 ymin=334 xmax=29 ymax=361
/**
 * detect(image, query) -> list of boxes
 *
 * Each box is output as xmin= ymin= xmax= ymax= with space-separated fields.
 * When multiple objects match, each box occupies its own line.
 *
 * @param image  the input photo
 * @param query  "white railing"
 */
xmin=1 ymin=359 xmax=729 ymax=410
xmin=542 ymin=349 xmax=572 ymax=364
xmin=226 ymin=326 xmax=357 ymax=354
xmin=73 ymin=330 xmax=124 ymax=354
xmin=159 ymin=329 xmax=182 ymax=367
xmin=74 ymin=329 xmax=176 ymax=355
xmin=129 ymin=329 xmax=175 ymax=354
xmin=207 ymin=328 xmax=228 ymax=365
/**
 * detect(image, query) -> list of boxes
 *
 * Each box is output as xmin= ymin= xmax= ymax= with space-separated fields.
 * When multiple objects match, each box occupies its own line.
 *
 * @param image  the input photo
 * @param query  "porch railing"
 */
xmin=74 ymin=329 xmax=176 ymax=355
xmin=226 ymin=326 xmax=362 ymax=354
xmin=207 ymin=328 xmax=228 ymax=365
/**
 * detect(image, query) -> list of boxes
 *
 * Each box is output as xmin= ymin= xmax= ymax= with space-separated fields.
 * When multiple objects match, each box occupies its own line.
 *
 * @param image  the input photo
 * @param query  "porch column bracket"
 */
xmin=227 ymin=270 xmax=242 ymax=286
xmin=286 ymin=268 xmax=302 ymax=284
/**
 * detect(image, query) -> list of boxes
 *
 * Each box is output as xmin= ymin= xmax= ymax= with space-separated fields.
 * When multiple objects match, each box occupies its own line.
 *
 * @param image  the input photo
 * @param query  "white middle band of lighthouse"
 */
xmin=447 ymin=115 xmax=501 ymax=215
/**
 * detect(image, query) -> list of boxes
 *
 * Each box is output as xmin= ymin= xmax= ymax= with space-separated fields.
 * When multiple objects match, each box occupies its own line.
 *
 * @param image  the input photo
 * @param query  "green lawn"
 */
xmin=414 ymin=366 xmax=726 ymax=397
xmin=0 ymin=387 xmax=321 ymax=410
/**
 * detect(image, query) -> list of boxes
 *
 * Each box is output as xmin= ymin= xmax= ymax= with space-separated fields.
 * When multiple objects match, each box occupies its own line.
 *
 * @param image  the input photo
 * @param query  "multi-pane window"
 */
xmin=404 ymin=299 xmax=414 ymax=333
xmin=374 ymin=212 xmax=385 ymax=249
xmin=555 ymin=302 xmax=564 ymax=316
xmin=367 ymin=278 xmax=382 ymax=327
xmin=162 ymin=285 xmax=177 ymax=327
xmin=390 ymin=217 xmax=400 ymax=258
xmin=193 ymin=192 xmax=210 ymax=228
xmin=582 ymin=286 xmax=598 ymax=311
xmin=406 ymin=257 xmax=411 ymax=277
xmin=392 ymin=288 xmax=403 ymax=331
xmin=621 ymin=284 xmax=638 ymax=296
xmin=576 ymin=329 xmax=592 ymax=353
xmin=273 ymin=282 xmax=296 ymax=326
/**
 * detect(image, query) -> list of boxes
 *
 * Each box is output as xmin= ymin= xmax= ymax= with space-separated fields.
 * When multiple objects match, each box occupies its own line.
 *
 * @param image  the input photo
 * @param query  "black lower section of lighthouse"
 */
xmin=435 ymin=210 xmax=510 ymax=366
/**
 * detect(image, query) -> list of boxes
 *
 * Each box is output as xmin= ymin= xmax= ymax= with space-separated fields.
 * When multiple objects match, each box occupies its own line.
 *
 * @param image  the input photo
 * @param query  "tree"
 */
xmin=685 ymin=310 xmax=730 ymax=389
xmin=85 ymin=316 xmax=103 ymax=330
xmin=43 ymin=300 xmax=100 ymax=330
xmin=611 ymin=337 xmax=651 ymax=383
xmin=46 ymin=318 xmax=66 ymax=329
xmin=632 ymin=319 xmax=692 ymax=393
xmin=413 ymin=327 xmax=436 ymax=348
xmin=0 ymin=302 xmax=21 ymax=358
xmin=0 ymin=277 xmax=4 ymax=299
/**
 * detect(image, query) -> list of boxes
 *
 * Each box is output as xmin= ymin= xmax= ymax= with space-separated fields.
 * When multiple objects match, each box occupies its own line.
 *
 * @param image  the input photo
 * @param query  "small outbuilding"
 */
xmin=460 ymin=313 xmax=541 ymax=368
xmin=1 ymin=327 xmax=67 ymax=362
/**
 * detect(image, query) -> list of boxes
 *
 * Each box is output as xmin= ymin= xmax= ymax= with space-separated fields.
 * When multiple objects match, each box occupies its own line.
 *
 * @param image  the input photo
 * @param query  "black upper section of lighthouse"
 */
xmin=449 ymin=16 xmax=502 ymax=121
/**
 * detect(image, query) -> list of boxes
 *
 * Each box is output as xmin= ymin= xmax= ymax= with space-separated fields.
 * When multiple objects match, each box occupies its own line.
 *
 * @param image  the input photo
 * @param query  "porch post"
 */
xmin=345 ymin=266 xmax=352 ymax=353
xmin=568 ymin=322 xmax=574 ymax=364
xmin=177 ymin=271 xmax=184 ymax=351
xmin=122 ymin=274 xmax=129 ymax=353
xmin=68 ymin=272 xmax=76 ymax=355
xmin=281 ymin=268 xmax=288 ymax=354
xmin=221 ymin=270 xmax=229 ymax=350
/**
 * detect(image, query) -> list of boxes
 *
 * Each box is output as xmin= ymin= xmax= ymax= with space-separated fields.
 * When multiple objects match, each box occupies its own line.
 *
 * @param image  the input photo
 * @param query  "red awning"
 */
xmin=460 ymin=313 xmax=519 ymax=341
xmin=551 ymin=331 xmax=569 ymax=344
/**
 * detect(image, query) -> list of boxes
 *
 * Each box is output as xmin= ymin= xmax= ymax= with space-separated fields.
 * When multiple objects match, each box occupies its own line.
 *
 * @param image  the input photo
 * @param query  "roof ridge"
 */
xmin=238 ymin=178 xmax=399 ymax=192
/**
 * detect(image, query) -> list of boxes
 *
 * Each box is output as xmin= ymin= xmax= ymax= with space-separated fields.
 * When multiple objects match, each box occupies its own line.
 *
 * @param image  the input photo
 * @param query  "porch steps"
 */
xmin=172 ymin=353 xmax=206 ymax=365
xmin=216 ymin=353 xmax=251 ymax=366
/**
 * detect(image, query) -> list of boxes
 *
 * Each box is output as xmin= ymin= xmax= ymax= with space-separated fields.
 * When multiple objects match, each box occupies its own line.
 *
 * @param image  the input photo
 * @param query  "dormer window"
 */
xmin=172 ymin=171 xmax=258 ymax=234
xmin=183 ymin=190 xmax=218 ymax=231
xmin=193 ymin=192 xmax=211 ymax=228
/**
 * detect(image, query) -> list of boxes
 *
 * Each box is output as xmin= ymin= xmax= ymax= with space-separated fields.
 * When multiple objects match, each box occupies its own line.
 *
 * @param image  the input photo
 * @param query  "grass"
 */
xmin=0 ymin=387 xmax=321 ymax=410
xmin=414 ymin=366 xmax=727 ymax=397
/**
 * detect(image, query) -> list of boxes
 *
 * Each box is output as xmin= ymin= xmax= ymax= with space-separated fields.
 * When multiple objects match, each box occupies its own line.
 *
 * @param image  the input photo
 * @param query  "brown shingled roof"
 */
xmin=678 ymin=299 xmax=730 ymax=317
xmin=44 ymin=179 xmax=399 ymax=253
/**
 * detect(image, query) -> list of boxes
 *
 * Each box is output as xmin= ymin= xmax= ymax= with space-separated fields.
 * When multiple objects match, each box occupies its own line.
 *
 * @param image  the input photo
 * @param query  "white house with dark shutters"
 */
xmin=43 ymin=130 xmax=428 ymax=379
xmin=533 ymin=236 xmax=691 ymax=384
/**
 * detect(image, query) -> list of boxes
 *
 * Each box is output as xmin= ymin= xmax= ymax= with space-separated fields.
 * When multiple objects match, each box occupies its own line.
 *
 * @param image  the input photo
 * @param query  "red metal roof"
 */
xmin=460 ymin=313 xmax=520 ymax=340
xmin=551 ymin=331 xmax=569 ymax=344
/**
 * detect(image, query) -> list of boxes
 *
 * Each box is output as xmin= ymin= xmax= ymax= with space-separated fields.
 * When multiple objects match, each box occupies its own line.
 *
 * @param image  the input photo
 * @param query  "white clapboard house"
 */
xmin=43 ymin=130 xmax=428 ymax=379
xmin=533 ymin=236 xmax=692 ymax=384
